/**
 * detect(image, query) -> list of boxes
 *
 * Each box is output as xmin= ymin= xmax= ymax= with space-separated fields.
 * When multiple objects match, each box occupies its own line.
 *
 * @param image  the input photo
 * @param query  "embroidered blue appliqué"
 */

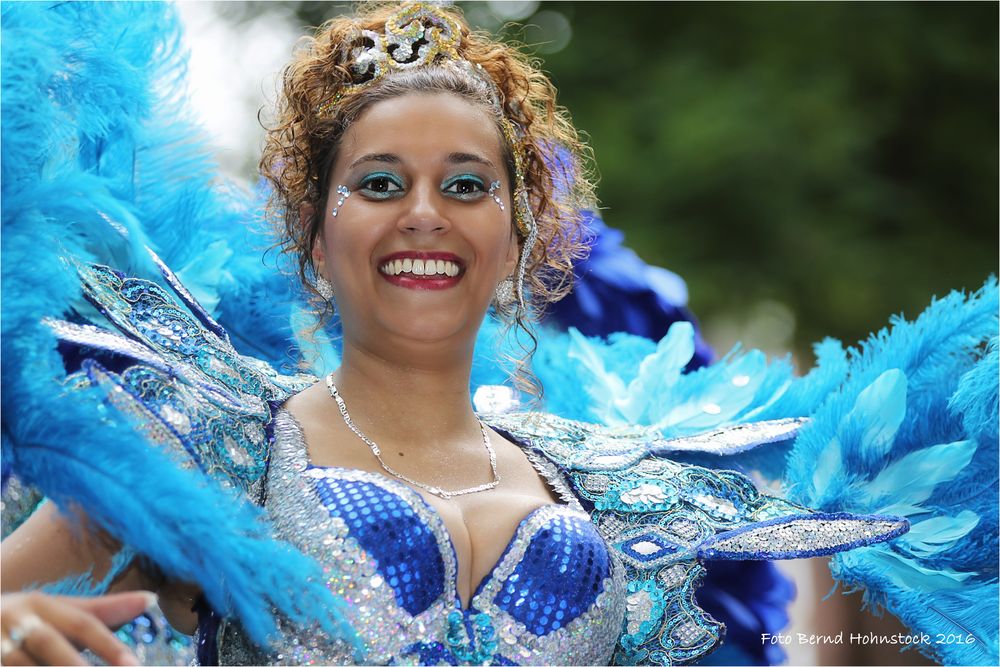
xmin=619 ymin=534 xmax=680 ymax=563
xmin=484 ymin=411 xmax=911 ymax=666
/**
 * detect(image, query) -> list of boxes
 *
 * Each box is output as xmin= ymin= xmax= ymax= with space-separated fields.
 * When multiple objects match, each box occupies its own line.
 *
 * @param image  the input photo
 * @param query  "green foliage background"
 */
xmin=266 ymin=1 xmax=998 ymax=360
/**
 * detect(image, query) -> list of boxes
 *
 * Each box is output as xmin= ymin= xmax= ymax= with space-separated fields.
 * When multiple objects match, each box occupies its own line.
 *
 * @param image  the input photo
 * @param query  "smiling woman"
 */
xmin=311 ymin=94 xmax=518 ymax=349
xmin=0 ymin=2 xmax=996 ymax=667
xmin=260 ymin=3 xmax=593 ymax=340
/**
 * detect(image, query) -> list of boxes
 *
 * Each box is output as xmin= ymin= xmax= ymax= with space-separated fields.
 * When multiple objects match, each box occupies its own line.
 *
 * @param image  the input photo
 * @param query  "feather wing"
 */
xmin=783 ymin=280 xmax=999 ymax=665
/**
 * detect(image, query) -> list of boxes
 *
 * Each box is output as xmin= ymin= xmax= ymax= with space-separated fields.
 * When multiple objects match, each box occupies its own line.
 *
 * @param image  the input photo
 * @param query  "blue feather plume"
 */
xmin=1 ymin=1 xmax=355 ymax=648
xmin=783 ymin=280 xmax=998 ymax=664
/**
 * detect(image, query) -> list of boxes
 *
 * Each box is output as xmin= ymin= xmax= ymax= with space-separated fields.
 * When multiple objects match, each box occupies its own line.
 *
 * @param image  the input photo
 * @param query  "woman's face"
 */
xmin=313 ymin=92 xmax=518 ymax=356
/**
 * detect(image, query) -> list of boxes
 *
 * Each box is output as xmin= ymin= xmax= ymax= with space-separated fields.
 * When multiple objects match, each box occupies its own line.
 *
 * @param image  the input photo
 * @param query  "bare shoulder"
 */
xmin=282 ymin=379 xmax=331 ymax=425
xmin=280 ymin=381 xmax=373 ymax=470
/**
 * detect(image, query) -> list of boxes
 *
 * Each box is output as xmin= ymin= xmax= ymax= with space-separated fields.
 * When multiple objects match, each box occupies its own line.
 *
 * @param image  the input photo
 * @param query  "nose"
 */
xmin=397 ymin=181 xmax=451 ymax=235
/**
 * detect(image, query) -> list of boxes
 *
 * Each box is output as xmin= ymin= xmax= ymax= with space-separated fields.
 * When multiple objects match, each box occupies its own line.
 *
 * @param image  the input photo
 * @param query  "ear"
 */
xmin=502 ymin=225 xmax=520 ymax=277
xmin=301 ymin=203 xmax=326 ymax=272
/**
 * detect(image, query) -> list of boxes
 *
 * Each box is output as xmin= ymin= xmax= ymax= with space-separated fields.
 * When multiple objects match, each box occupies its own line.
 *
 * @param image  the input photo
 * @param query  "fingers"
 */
xmin=1 ymin=592 xmax=144 ymax=666
xmin=18 ymin=618 xmax=88 ymax=666
xmin=67 ymin=591 xmax=156 ymax=630
xmin=1 ymin=614 xmax=40 ymax=665
xmin=0 ymin=646 xmax=38 ymax=666
xmin=1 ymin=607 xmax=42 ymax=667
xmin=32 ymin=595 xmax=140 ymax=666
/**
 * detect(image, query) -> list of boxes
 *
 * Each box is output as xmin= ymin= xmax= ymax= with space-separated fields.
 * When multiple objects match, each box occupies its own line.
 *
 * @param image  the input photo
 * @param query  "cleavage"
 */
xmin=305 ymin=467 xmax=616 ymax=639
xmin=307 ymin=467 xmax=560 ymax=610
xmin=422 ymin=488 xmax=559 ymax=607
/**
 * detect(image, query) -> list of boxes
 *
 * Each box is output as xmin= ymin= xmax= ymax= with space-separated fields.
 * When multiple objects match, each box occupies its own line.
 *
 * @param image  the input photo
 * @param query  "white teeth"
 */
xmin=379 ymin=258 xmax=461 ymax=277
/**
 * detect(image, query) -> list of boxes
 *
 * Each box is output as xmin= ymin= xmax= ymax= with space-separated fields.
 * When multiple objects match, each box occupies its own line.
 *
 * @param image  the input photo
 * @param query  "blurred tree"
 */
xmin=527 ymin=2 xmax=997 ymax=360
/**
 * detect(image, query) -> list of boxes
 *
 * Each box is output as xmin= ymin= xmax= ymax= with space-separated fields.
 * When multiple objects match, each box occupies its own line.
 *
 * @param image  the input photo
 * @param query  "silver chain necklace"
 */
xmin=325 ymin=374 xmax=501 ymax=499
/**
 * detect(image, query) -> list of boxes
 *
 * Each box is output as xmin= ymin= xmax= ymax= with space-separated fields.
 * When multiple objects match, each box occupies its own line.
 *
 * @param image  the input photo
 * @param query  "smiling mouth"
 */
xmin=379 ymin=258 xmax=462 ymax=278
xmin=377 ymin=255 xmax=465 ymax=290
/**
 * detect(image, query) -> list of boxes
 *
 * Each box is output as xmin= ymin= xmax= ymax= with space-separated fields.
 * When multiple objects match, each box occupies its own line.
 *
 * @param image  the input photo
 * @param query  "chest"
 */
xmin=225 ymin=410 xmax=627 ymax=666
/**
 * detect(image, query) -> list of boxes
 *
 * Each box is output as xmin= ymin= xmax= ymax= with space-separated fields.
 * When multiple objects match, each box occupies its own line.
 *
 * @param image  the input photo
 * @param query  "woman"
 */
xmin=1 ymin=2 xmax=995 ymax=666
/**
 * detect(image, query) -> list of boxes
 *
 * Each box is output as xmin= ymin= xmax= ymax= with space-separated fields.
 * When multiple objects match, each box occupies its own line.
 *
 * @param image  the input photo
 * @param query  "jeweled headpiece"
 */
xmin=317 ymin=2 xmax=538 ymax=316
xmin=349 ymin=3 xmax=461 ymax=89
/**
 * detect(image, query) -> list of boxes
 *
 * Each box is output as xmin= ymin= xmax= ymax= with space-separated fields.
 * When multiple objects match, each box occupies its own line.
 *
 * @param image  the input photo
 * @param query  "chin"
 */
xmin=395 ymin=324 xmax=475 ymax=346
xmin=379 ymin=312 xmax=480 ymax=346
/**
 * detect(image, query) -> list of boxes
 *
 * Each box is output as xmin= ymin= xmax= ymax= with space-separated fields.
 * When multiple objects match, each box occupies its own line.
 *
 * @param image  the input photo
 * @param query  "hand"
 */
xmin=1 ymin=591 xmax=152 ymax=666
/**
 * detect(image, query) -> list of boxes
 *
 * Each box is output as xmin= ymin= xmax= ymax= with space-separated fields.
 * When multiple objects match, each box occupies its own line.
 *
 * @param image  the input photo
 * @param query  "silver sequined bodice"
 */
xmin=217 ymin=410 xmax=626 ymax=665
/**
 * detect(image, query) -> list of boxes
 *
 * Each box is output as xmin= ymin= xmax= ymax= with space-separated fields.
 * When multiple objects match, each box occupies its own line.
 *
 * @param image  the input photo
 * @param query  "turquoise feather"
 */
xmin=898 ymin=511 xmax=980 ymax=558
xmin=860 ymin=440 xmax=976 ymax=508
xmin=849 ymin=368 xmax=908 ymax=465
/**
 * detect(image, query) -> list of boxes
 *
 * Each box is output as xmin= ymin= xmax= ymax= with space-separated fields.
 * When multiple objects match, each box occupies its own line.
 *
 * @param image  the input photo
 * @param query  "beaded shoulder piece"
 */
xmin=484 ymin=411 xmax=909 ymax=666
xmin=44 ymin=253 xmax=314 ymax=500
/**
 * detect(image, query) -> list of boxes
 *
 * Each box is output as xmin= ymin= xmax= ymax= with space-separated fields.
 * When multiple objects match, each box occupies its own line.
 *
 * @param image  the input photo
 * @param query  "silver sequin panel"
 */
xmin=699 ymin=515 xmax=908 ymax=559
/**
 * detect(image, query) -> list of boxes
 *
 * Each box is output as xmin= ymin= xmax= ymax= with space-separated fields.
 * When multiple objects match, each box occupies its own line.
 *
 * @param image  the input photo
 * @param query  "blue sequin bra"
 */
xmin=216 ymin=410 xmax=627 ymax=665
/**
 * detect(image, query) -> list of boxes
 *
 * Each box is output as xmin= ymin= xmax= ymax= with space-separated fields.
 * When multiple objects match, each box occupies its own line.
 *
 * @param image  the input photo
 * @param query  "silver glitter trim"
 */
xmin=519 ymin=448 xmax=584 ymax=511
xmin=699 ymin=515 xmax=908 ymax=560
xmin=655 ymin=417 xmax=808 ymax=455
xmin=43 ymin=319 xmax=169 ymax=370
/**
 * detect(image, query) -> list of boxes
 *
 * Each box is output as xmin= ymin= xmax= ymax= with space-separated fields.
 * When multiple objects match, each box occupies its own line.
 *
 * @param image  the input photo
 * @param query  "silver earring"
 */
xmin=330 ymin=185 xmax=350 ymax=217
xmin=511 ymin=187 xmax=537 ymax=315
xmin=487 ymin=181 xmax=505 ymax=211
xmin=494 ymin=277 xmax=515 ymax=308
xmin=316 ymin=275 xmax=335 ymax=301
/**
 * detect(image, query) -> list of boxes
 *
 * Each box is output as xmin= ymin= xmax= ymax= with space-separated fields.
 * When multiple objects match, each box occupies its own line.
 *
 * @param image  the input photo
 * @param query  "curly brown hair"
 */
xmin=260 ymin=2 xmax=595 ymax=391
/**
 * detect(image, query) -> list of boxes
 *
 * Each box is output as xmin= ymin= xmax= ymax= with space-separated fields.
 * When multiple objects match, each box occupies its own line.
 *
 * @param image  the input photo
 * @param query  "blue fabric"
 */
xmin=495 ymin=512 xmax=610 ymax=635
xmin=547 ymin=212 xmax=713 ymax=371
xmin=311 ymin=474 xmax=445 ymax=616
xmin=695 ymin=560 xmax=795 ymax=666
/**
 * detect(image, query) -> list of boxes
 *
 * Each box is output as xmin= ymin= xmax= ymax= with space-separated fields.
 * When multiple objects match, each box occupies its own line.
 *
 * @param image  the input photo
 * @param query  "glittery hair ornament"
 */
xmin=348 ymin=3 xmax=461 ymax=88
xmin=319 ymin=2 xmax=538 ymax=316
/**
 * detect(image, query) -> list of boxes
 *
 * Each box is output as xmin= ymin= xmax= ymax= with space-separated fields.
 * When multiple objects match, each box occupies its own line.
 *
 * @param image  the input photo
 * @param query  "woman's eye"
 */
xmin=442 ymin=176 xmax=486 ymax=198
xmin=358 ymin=173 xmax=404 ymax=198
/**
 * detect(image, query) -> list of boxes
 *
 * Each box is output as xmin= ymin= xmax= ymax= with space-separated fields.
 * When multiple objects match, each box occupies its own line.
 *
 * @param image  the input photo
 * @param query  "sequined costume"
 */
xmin=19 ymin=231 xmax=994 ymax=667
xmin=213 ymin=411 xmax=622 ymax=666
xmin=204 ymin=411 xmax=905 ymax=665
xmin=3 ymin=3 xmax=998 ymax=666
xmin=41 ymin=258 xmax=907 ymax=666
xmin=208 ymin=408 xmax=904 ymax=666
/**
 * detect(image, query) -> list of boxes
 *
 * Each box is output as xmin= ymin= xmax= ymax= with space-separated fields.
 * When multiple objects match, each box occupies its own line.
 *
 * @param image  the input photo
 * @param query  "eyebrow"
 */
xmin=446 ymin=152 xmax=495 ymax=169
xmin=347 ymin=152 xmax=496 ymax=170
xmin=348 ymin=153 xmax=401 ymax=169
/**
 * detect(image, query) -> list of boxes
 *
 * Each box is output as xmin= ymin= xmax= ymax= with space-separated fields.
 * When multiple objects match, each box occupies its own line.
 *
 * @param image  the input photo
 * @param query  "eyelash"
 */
xmin=354 ymin=173 xmax=488 ymax=201
xmin=441 ymin=174 xmax=486 ymax=200
xmin=357 ymin=172 xmax=404 ymax=200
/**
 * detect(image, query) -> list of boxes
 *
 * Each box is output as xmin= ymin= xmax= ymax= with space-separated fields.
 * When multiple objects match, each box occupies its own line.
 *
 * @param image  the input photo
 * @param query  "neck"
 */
xmin=330 ymin=341 xmax=480 ymax=452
